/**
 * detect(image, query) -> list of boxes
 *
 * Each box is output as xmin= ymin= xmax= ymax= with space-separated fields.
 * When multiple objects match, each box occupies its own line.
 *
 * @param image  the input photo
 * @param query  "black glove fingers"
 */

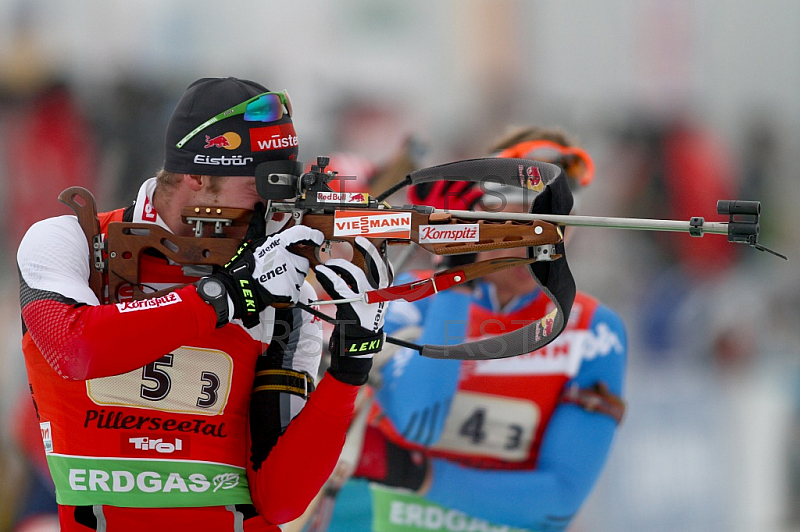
xmin=315 ymin=264 xmax=354 ymax=300
xmin=314 ymin=265 xmax=342 ymax=299
xmin=354 ymin=240 xmax=380 ymax=289
xmin=280 ymin=225 xmax=325 ymax=248
xmin=291 ymin=238 xmax=325 ymax=247
xmin=324 ymin=263 xmax=360 ymax=291
xmin=353 ymin=237 xmax=390 ymax=289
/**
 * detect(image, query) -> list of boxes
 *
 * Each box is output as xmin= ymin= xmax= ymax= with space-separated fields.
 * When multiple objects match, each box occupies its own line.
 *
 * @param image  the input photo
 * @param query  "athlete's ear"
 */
xmin=185 ymin=174 xmax=204 ymax=191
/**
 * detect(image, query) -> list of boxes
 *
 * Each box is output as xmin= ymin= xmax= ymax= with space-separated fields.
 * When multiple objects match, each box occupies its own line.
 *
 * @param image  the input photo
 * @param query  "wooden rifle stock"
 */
xmin=58 ymin=187 xmax=105 ymax=301
xmin=59 ymin=186 xmax=564 ymax=304
xmin=296 ymin=211 xmax=562 ymax=262
xmin=105 ymin=223 xmax=239 ymax=303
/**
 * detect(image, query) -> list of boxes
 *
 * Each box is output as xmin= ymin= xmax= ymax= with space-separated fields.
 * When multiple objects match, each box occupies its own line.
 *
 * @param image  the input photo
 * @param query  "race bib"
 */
xmin=87 ymin=346 xmax=233 ymax=416
xmin=431 ymin=391 xmax=538 ymax=462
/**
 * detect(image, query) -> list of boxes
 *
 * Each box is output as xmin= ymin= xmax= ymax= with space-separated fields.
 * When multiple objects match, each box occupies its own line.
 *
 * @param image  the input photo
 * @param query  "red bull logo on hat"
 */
xmin=204 ymin=132 xmax=242 ymax=150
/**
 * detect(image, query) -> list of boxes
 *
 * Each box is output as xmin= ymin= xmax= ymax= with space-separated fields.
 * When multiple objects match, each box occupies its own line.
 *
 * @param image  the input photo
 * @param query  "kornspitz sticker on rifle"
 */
xmin=333 ymin=211 xmax=412 ymax=239
xmin=418 ymin=224 xmax=480 ymax=243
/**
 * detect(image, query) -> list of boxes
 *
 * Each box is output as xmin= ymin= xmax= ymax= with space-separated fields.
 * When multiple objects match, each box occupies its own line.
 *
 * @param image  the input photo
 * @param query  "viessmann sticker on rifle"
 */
xmin=418 ymin=224 xmax=480 ymax=244
xmin=333 ymin=211 xmax=412 ymax=239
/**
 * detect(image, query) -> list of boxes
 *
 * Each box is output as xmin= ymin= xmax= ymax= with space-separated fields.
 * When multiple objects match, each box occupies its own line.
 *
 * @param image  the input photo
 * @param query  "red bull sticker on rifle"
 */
xmin=520 ymin=165 xmax=545 ymax=192
xmin=333 ymin=211 xmax=412 ymax=239
xmin=316 ymin=191 xmax=369 ymax=204
xmin=250 ymin=123 xmax=298 ymax=152
xmin=204 ymin=132 xmax=242 ymax=150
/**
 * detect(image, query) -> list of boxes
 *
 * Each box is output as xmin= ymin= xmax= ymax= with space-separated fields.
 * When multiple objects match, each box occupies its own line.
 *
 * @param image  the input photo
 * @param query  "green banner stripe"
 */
xmin=47 ymin=454 xmax=252 ymax=507
xmin=370 ymin=485 xmax=533 ymax=532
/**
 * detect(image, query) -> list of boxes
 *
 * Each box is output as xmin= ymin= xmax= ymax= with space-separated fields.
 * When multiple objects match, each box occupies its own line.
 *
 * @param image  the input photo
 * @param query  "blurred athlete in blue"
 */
xmin=327 ymin=126 xmax=627 ymax=532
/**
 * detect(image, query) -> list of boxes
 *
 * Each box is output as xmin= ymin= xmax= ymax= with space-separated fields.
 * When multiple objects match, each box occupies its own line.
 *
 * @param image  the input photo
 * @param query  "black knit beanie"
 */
xmin=164 ymin=77 xmax=298 ymax=176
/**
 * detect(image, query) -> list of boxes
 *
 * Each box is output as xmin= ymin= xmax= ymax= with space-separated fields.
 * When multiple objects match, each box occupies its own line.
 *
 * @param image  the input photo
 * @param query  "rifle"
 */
xmin=59 ymin=156 xmax=785 ymax=361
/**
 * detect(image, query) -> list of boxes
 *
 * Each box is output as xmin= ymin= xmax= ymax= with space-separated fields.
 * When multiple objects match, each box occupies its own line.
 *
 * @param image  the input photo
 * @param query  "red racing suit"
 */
xmin=17 ymin=178 xmax=358 ymax=531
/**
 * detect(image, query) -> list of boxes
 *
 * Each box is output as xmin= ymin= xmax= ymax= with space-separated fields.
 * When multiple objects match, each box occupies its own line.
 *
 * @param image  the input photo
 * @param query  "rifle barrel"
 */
xmin=443 ymin=210 xmax=729 ymax=236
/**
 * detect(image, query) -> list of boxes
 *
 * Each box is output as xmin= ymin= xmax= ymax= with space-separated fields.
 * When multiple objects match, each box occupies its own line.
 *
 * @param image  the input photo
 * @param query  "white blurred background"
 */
xmin=0 ymin=1 xmax=798 ymax=531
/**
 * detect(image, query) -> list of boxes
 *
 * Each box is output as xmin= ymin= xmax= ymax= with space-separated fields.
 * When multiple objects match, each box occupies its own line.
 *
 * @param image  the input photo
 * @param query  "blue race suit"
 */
xmin=329 ymin=273 xmax=627 ymax=531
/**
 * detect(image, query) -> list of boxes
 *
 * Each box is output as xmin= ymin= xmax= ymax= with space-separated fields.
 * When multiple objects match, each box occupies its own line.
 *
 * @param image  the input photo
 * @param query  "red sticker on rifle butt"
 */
xmin=333 ymin=211 xmax=412 ymax=239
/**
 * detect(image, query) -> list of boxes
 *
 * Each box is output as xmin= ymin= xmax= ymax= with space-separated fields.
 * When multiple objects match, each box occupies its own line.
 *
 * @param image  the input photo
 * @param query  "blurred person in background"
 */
xmin=323 ymin=127 xmax=627 ymax=531
xmin=16 ymin=76 xmax=389 ymax=531
xmin=611 ymin=115 xmax=740 ymax=361
xmin=576 ymin=114 xmax=790 ymax=531
xmin=1 ymin=80 xmax=98 ymax=253
xmin=0 ymin=78 xmax=98 ymax=532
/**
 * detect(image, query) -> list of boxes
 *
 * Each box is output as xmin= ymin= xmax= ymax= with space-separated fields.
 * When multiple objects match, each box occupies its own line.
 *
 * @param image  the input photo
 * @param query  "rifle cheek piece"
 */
xmin=255 ymin=160 xmax=304 ymax=201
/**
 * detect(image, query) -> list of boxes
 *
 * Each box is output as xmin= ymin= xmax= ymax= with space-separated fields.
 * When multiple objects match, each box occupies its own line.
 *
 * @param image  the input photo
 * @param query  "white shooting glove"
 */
xmin=201 ymin=221 xmax=324 ymax=329
xmin=315 ymin=237 xmax=391 ymax=385
xmin=250 ymin=225 xmax=324 ymax=303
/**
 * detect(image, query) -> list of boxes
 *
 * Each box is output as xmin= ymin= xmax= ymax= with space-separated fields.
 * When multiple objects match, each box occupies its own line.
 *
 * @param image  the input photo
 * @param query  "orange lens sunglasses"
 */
xmin=496 ymin=140 xmax=595 ymax=188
